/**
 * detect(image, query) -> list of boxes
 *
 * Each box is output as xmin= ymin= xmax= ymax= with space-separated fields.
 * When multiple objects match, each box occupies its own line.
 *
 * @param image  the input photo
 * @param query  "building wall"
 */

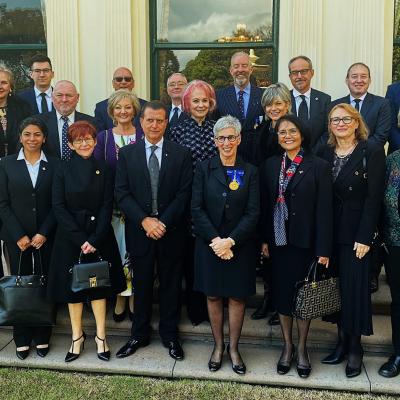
xmin=44 ymin=0 xmax=395 ymax=114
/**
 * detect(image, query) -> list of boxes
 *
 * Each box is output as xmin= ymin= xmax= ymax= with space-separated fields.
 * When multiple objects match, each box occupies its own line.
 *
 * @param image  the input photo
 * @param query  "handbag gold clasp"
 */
xmin=89 ymin=276 xmax=97 ymax=288
xmin=311 ymin=281 xmax=317 ymax=289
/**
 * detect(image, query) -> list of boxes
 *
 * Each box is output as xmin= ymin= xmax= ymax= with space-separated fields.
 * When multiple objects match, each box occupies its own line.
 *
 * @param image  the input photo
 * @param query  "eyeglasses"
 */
xmin=215 ymin=135 xmax=239 ymax=144
xmin=113 ymin=76 xmax=133 ymax=83
xmin=277 ymin=128 xmax=300 ymax=137
xmin=31 ymin=68 xmax=52 ymax=74
xmin=330 ymin=116 xmax=354 ymax=125
xmin=73 ymin=137 xmax=95 ymax=146
xmin=167 ymin=82 xmax=186 ymax=88
xmin=289 ymin=69 xmax=311 ymax=77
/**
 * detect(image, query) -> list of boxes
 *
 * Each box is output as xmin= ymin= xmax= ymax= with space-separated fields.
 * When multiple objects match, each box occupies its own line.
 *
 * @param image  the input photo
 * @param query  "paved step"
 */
xmin=0 ymin=329 xmax=397 ymax=395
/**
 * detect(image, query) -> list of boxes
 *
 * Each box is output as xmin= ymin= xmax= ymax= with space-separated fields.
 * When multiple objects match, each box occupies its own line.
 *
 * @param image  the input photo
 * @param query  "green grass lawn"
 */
xmin=0 ymin=368 xmax=397 ymax=400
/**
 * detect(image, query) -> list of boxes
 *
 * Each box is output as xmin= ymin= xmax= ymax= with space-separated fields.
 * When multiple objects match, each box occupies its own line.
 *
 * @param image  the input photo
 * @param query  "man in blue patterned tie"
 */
xmin=39 ymin=80 xmax=95 ymax=159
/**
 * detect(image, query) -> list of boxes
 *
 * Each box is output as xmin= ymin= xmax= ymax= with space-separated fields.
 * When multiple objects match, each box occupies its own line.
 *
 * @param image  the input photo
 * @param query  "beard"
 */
xmin=234 ymin=75 xmax=249 ymax=88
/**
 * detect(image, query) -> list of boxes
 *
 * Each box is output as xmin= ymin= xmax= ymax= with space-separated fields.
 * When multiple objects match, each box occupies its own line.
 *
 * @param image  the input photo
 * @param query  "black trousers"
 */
xmin=131 ymin=240 xmax=183 ymax=343
xmin=384 ymin=246 xmax=400 ymax=355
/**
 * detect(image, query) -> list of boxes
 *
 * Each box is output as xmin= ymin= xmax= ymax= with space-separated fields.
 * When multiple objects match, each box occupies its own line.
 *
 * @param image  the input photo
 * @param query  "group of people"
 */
xmin=0 ymin=51 xmax=399 ymax=381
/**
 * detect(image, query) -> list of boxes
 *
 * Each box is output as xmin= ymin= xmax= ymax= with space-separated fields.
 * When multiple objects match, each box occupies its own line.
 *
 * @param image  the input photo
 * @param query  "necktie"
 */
xmin=61 ymin=116 xmax=72 ymax=161
xmin=354 ymin=98 xmax=361 ymax=112
xmin=40 ymin=92 xmax=48 ymax=113
xmin=148 ymin=145 xmax=159 ymax=215
xmin=298 ymin=95 xmax=309 ymax=120
xmin=169 ymin=107 xmax=179 ymax=127
xmin=238 ymin=90 xmax=245 ymax=120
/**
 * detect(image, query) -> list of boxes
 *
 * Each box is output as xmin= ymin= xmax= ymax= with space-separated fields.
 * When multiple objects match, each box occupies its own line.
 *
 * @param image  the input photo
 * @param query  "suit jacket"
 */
xmin=330 ymin=93 xmax=391 ymax=146
xmin=94 ymin=96 xmax=147 ymax=132
xmin=0 ymin=95 xmax=32 ymax=156
xmin=39 ymin=110 xmax=96 ymax=158
xmin=318 ymin=141 xmax=385 ymax=245
xmin=290 ymin=88 xmax=331 ymax=149
xmin=0 ymin=153 xmax=58 ymax=243
xmin=385 ymin=82 xmax=400 ymax=152
xmin=17 ymin=87 xmax=53 ymax=115
xmin=259 ymin=152 xmax=333 ymax=257
xmin=191 ymin=155 xmax=260 ymax=246
xmin=115 ymin=139 xmax=193 ymax=257
xmin=164 ymin=106 xmax=190 ymax=139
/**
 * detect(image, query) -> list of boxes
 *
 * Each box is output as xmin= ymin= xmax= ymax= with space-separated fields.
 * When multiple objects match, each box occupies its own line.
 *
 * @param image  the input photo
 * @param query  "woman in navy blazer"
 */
xmin=260 ymin=115 xmax=332 ymax=378
xmin=192 ymin=116 xmax=260 ymax=375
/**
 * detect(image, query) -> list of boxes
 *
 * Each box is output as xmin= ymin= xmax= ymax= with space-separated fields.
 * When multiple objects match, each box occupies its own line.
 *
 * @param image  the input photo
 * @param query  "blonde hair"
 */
xmin=0 ymin=65 xmax=15 ymax=91
xmin=107 ymin=89 xmax=141 ymax=125
xmin=327 ymin=103 xmax=369 ymax=146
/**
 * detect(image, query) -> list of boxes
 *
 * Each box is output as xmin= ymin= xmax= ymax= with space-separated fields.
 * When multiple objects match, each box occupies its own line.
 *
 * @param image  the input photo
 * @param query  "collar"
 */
xmin=17 ymin=148 xmax=48 ymax=163
xmin=293 ymin=88 xmax=311 ymax=98
xmin=34 ymin=86 xmax=52 ymax=98
xmin=350 ymin=93 xmax=367 ymax=102
xmin=144 ymin=137 xmax=164 ymax=149
xmin=171 ymin=104 xmax=182 ymax=111
xmin=56 ymin=110 xmax=75 ymax=122
xmin=234 ymin=82 xmax=251 ymax=96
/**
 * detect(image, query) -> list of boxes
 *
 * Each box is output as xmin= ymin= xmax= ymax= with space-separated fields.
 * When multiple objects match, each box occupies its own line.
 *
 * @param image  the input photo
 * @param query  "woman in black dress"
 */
xmin=0 ymin=117 xmax=57 ymax=359
xmin=192 ymin=115 xmax=260 ymax=375
xmin=260 ymin=115 xmax=332 ymax=378
xmin=47 ymin=121 xmax=125 ymax=362
xmin=319 ymin=103 xmax=385 ymax=378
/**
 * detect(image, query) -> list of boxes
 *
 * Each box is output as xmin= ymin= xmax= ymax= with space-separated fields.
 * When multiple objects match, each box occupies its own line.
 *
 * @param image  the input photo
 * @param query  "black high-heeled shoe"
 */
xmin=112 ymin=308 xmax=126 ymax=323
xmin=95 ymin=335 xmax=111 ymax=361
xmin=345 ymin=349 xmax=364 ymax=378
xmin=296 ymin=350 xmax=312 ymax=378
xmin=277 ymin=345 xmax=295 ymax=375
xmin=208 ymin=343 xmax=225 ymax=372
xmin=227 ymin=344 xmax=246 ymax=375
xmin=65 ymin=332 xmax=86 ymax=363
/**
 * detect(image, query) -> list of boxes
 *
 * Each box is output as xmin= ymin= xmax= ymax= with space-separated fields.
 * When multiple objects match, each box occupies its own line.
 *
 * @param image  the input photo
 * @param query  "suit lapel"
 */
xmin=16 ymin=158 xmax=34 ymax=189
xmin=227 ymin=86 xmax=241 ymax=118
xmin=290 ymin=155 xmax=313 ymax=190
xmin=137 ymin=140 xmax=151 ymax=185
xmin=290 ymin=91 xmax=296 ymax=115
xmin=334 ymin=142 xmax=366 ymax=184
xmin=309 ymin=89 xmax=321 ymax=119
xmin=158 ymin=140 xmax=170 ymax=186
xmin=34 ymin=159 xmax=48 ymax=189
xmin=360 ymin=93 xmax=373 ymax=121
xmin=29 ymin=89 xmax=40 ymax=114
xmin=48 ymin=111 xmax=61 ymax=158
xmin=210 ymin=156 xmax=228 ymax=188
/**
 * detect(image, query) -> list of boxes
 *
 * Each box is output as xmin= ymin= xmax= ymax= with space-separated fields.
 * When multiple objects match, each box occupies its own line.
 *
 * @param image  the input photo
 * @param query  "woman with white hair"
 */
xmin=192 ymin=115 xmax=260 ymax=375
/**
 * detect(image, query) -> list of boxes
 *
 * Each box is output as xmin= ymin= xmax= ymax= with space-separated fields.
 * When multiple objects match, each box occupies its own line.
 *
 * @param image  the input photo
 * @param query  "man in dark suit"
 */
xmin=330 ymin=62 xmax=391 ymax=147
xmin=94 ymin=67 xmax=146 ymax=132
xmin=214 ymin=52 xmax=264 ymax=162
xmin=17 ymin=54 xmax=54 ymax=114
xmin=385 ymin=81 xmax=400 ymax=153
xmin=39 ymin=80 xmax=95 ymax=159
xmin=164 ymin=72 xmax=189 ymax=137
xmin=288 ymin=55 xmax=331 ymax=150
xmin=115 ymin=101 xmax=192 ymax=361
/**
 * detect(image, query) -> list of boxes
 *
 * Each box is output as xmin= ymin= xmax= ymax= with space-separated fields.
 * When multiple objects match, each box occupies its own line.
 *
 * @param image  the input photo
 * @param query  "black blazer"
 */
xmin=0 ymin=95 xmax=32 ymax=156
xmin=115 ymin=139 xmax=193 ymax=257
xmin=39 ymin=110 xmax=96 ymax=158
xmin=191 ymin=156 xmax=260 ymax=245
xmin=318 ymin=141 xmax=385 ymax=245
xmin=0 ymin=153 xmax=58 ymax=243
xmin=259 ymin=152 xmax=333 ymax=257
xmin=330 ymin=93 xmax=391 ymax=146
xmin=290 ymin=88 xmax=331 ymax=149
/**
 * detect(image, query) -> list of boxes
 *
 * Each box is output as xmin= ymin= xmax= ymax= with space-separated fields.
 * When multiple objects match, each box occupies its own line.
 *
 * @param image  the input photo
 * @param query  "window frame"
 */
xmin=149 ymin=0 xmax=280 ymax=99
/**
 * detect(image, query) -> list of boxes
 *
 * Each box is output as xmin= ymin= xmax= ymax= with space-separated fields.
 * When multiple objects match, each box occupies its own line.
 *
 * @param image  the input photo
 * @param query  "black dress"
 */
xmin=192 ymin=156 xmax=260 ymax=298
xmin=47 ymin=153 xmax=125 ymax=303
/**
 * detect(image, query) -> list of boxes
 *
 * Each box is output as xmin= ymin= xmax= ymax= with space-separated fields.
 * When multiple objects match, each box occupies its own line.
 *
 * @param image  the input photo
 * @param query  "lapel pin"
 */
xmin=42 ymin=166 xmax=46 ymax=170
xmin=299 ymin=170 xmax=304 ymax=174
xmin=315 ymin=97 xmax=319 ymax=101
xmin=96 ymin=170 xmax=100 ymax=175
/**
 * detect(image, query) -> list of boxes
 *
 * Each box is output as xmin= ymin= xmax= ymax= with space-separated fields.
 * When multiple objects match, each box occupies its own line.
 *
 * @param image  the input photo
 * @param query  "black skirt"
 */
xmin=270 ymin=244 xmax=314 ymax=316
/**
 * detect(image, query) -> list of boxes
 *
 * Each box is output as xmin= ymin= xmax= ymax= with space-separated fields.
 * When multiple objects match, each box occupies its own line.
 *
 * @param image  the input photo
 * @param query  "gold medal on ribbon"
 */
xmin=229 ymin=180 xmax=239 ymax=191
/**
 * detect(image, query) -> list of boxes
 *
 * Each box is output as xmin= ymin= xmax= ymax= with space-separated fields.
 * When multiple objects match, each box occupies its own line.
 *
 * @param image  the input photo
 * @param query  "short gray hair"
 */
xmin=213 ymin=115 xmax=242 ymax=137
xmin=261 ymin=82 xmax=291 ymax=109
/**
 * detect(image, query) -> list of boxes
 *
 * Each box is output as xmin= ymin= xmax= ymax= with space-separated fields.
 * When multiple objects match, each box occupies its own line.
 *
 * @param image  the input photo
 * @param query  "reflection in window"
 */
xmin=157 ymin=0 xmax=273 ymax=43
xmin=158 ymin=48 xmax=273 ymax=104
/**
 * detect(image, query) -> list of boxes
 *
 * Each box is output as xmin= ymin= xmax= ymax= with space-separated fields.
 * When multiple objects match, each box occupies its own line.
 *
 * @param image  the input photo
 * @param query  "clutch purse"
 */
xmin=293 ymin=259 xmax=341 ymax=320
xmin=0 ymin=251 xmax=57 ymax=326
xmin=70 ymin=251 xmax=111 ymax=293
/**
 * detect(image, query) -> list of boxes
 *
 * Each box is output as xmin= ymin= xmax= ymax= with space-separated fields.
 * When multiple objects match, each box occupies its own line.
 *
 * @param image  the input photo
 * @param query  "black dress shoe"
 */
xmin=277 ymin=346 xmax=295 ymax=375
xmin=116 ymin=338 xmax=150 ymax=359
xmin=113 ymin=309 xmax=126 ymax=323
xmin=321 ymin=350 xmax=347 ymax=364
xmin=165 ymin=340 xmax=184 ymax=361
xmin=208 ymin=344 xmax=225 ymax=372
xmin=227 ymin=344 xmax=246 ymax=375
xmin=379 ymin=355 xmax=400 ymax=378
xmin=95 ymin=336 xmax=111 ymax=361
xmin=268 ymin=312 xmax=280 ymax=326
xmin=251 ymin=293 xmax=269 ymax=320
xmin=36 ymin=346 xmax=49 ymax=358
xmin=370 ymin=276 xmax=379 ymax=294
xmin=16 ymin=349 xmax=29 ymax=360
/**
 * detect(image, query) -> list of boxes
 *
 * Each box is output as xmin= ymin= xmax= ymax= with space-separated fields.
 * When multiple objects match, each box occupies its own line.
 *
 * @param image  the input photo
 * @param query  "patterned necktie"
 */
xmin=148 ymin=145 xmax=159 ymax=215
xmin=61 ymin=116 xmax=72 ymax=161
xmin=298 ymin=95 xmax=309 ymax=120
xmin=238 ymin=90 xmax=245 ymax=120
xmin=354 ymin=98 xmax=361 ymax=112
xmin=40 ymin=92 xmax=48 ymax=113
xmin=170 ymin=107 xmax=179 ymax=127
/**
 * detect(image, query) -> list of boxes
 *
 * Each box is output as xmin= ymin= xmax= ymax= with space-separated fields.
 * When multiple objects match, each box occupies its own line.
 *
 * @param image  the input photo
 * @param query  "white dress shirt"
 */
xmin=350 ymin=93 xmax=367 ymax=112
xmin=17 ymin=148 xmax=48 ymax=188
xmin=169 ymin=104 xmax=182 ymax=121
xmin=56 ymin=110 xmax=76 ymax=155
xmin=145 ymin=137 xmax=163 ymax=167
xmin=34 ymin=86 xmax=52 ymax=113
xmin=293 ymin=88 xmax=311 ymax=118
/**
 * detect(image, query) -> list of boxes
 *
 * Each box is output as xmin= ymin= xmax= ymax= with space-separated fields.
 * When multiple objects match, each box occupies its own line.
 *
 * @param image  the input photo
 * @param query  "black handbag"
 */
xmin=293 ymin=259 xmax=341 ymax=320
xmin=0 ymin=251 xmax=56 ymax=326
xmin=70 ymin=251 xmax=111 ymax=293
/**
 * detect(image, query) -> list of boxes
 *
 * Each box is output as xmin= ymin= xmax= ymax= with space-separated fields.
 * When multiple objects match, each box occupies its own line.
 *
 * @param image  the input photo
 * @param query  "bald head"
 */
xmin=52 ymin=80 xmax=79 ymax=116
xmin=112 ymin=67 xmax=134 ymax=91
